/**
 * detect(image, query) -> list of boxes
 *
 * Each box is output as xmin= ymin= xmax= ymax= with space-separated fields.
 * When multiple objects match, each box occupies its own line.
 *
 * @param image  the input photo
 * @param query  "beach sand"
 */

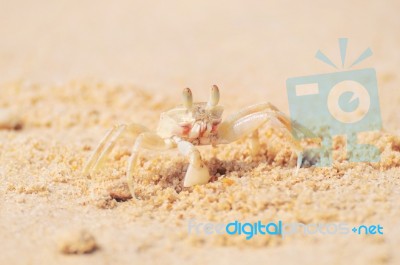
xmin=0 ymin=1 xmax=400 ymax=264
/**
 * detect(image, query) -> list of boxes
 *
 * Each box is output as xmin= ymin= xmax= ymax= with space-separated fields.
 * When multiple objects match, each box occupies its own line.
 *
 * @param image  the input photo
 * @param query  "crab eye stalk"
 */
xmin=182 ymin=87 xmax=193 ymax=109
xmin=207 ymin=85 xmax=220 ymax=107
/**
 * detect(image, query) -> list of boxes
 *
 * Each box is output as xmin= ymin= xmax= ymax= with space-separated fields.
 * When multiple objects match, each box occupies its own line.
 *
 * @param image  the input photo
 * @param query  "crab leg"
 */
xmin=217 ymin=102 xmax=279 ymax=152
xmin=217 ymin=110 xmax=306 ymax=172
xmin=223 ymin=102 xmax=313 ymax=136
xmin=223 ymin=102 xmax=279 ymax=124
xmin=127 ymin=133 xmax=174 ymax=198
xmin=222 ymin=102 xmax=295 ymax=155
xmin=82 ymin=125 xmax=122 ymax=175
xmin=82 ymin=123 xmax=149 ymax=175
xmin=250 ymin=129 xmax=260 ymax=155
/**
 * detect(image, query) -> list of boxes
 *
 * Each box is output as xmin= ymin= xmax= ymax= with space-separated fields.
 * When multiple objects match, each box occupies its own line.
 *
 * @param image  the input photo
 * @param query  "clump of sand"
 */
xmin=58 ymin=229 xmax=98 ymax=254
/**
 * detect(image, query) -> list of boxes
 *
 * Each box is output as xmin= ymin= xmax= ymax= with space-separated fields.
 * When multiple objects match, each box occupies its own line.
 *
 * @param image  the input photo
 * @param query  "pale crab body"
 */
xmin=83 ymin=86 xmax=310 ymax=199
xmin=157 ymin=102 xmax=223 ymax=145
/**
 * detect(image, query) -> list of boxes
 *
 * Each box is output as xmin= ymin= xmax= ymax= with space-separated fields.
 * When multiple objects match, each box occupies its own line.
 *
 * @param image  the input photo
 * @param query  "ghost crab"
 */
xmin=83 ymin=85 xmax=309 ymax=199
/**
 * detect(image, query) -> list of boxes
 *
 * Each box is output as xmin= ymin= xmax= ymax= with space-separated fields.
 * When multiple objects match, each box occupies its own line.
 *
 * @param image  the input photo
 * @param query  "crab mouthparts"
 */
xmin=180 ymin=120 xmax=220 ymax=139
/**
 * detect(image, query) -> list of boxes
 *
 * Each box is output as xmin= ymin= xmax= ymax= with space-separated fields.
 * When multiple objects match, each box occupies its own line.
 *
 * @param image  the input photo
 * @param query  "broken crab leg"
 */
xmin=82 ymin=123 xmax=149 ymax=175
xmin=127 ymin=133 xmax=173 ymax=198
xmin=174 ymin=138 xmax=211 ymax=187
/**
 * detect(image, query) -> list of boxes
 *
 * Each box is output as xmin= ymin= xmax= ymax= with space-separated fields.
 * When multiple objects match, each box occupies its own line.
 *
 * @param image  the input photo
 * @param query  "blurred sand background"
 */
xmin=0 ymin=0 xmax=400 ymax=264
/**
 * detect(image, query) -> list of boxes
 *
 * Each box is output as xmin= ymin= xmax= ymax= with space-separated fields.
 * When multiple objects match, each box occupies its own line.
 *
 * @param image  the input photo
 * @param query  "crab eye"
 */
xmin=207 ymin=85 xmax=220 ymax=107
xmin=182 ymin=88 xmax=193 ymax=109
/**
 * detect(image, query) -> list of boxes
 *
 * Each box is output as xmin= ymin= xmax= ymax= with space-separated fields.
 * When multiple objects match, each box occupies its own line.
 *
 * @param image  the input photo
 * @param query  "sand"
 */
xmin=1 ymin=1 xmax=400 ymax=265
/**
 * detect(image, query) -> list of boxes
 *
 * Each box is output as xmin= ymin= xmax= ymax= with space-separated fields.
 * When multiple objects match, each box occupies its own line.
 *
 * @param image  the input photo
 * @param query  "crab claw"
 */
xmin=183 ymin=160 xmax=211 ymax=187
xmin=177 ymin=141 xmax=211 ymax=187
